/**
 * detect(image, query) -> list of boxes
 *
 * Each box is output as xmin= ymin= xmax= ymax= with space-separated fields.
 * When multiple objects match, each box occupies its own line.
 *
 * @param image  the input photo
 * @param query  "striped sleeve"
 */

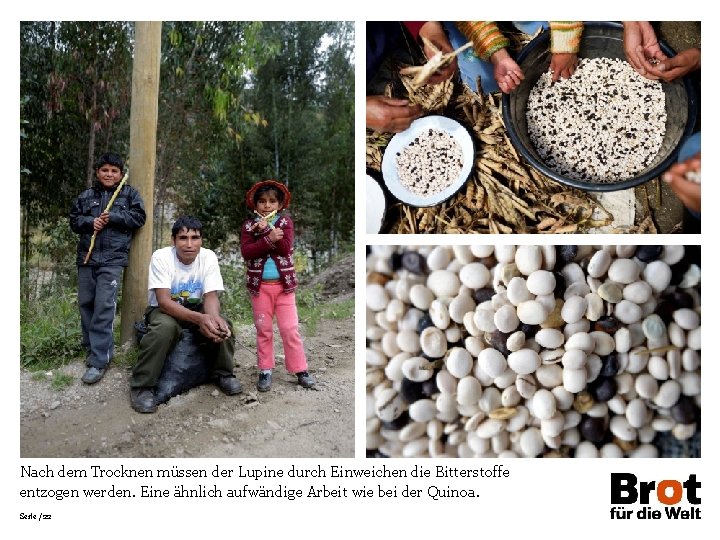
xmin=456 ymin=21 xmax=510 ymax=61
xmin=549 ymin=21 xmax=584 ymax=54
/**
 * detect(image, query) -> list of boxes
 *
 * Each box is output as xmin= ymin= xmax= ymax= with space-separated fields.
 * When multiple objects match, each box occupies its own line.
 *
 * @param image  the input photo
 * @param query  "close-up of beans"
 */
xmin=366 ymin=245 xmax=700 ymax=458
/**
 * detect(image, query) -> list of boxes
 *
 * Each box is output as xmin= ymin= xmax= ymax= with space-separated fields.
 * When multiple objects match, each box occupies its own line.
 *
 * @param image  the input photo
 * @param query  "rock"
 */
xmin=49 ymin=400 xmax=61 ymax=410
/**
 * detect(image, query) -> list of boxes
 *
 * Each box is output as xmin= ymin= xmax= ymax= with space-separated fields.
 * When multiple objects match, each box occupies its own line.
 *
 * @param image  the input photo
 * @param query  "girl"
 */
xmin=240 ymin=180 xmax=316 ymax=392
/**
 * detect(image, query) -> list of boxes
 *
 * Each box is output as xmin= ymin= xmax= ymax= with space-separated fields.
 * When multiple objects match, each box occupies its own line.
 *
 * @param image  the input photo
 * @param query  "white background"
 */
xmin=4 ymin=1 xmax=714 ymax=538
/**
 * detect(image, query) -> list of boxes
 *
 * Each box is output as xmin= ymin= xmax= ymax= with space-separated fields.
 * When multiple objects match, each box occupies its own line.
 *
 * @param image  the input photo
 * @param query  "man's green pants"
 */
xmin=130 ymin=307 xmax=235 ymax=388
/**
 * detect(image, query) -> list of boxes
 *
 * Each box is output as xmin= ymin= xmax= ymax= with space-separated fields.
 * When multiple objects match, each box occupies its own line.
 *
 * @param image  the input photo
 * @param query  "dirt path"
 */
xmin=20 ymin=315 xmax=354 ymax=458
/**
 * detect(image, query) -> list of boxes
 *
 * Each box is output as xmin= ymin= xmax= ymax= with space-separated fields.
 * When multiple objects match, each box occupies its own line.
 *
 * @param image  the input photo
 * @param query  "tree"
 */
xmin=20 ymin=22 xmax=133 ymax=295
xmin=20 ymin=21 xmax=355 ymax=279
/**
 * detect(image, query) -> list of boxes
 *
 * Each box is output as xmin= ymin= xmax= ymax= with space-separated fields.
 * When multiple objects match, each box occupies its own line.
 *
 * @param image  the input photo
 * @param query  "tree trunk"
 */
xmin=86 ymin=82 xmax=97 ymax=187
xmin=271 ymin=64 xmax=280 ymax=179
xmin=120 ymin=21 xmax=162 ymax=345
xmin=86 ymin=25 xmax=99 ymax=187
xmin=21 ymin=209 xmax=31 ymax=301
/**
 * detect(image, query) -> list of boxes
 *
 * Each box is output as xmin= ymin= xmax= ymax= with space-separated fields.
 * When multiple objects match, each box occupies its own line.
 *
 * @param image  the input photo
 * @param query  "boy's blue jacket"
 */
xmin=69 ymin=181 xmax=146 ymax=267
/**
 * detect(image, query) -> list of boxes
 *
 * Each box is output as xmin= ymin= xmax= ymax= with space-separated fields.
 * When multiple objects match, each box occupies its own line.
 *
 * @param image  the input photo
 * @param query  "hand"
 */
xmin=623 ymin=21 xmax=667 ymax=79
xmin=253 ymin=218 xmax=268 ymax=231
xmin=418 ymin=21 xmax=457 ymax=84
xmin=198 ymin=313 xmax=230 ymax=343
xmin=550 ymin=53 xmax=578 ymax=82
xmin=646 ymin=48 xmax=700 ymax=82
xmin=663 ymin=153 xmax=700 ymax=213
xmin=210 ymin=314 xmax=232 ymax=340
xmin=490 ymin=49 xmax=524 ymax=93
xmin=268 ymin=227 xmax=284 ymax=243
xmin=366 ymin=95 xmax=422 ymax=133
xmin=93 ymin=212 xmax=110 ymax=232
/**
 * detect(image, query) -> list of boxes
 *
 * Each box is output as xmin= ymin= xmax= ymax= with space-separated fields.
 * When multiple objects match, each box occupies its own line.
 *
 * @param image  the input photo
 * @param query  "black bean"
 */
xmin=421 ymin=375 xmax=438 ymax=398
xmin=654 ymin=300 xmax=676 ymax=325
xmin=671 ymin=396 xmax=697 ymax=424
xmin=487 ymin=330 xmax=511 ymax=356
xmin=557 ymin=245 xmax=578 ymax=266
xmin=670 ymin=257 xmax=691 ymax=285
xmin=600 ymin=353 xmax=620 ymax=377
xmin=366 ymin=449 xmax=389 ymax=458
xmin=590 ymin=377 xmax=618 ymax=402
xmin=553 ymin=272 xmax=567 ymax=298
xmin=390 ymin=252 xmax=403 ymax=271
xmin=400 ymin=377 xmax=425 ymax=404
xmin=382 ymin=410 xmax=410 ymax=430
xmin=635 ymin=245 xmax=663 ymax=262
xmin=594 ymin=316 xmax=620 ymax=335
xmin=519 ymin=323 xmax=538 ymax=338
xmin=479 ymin=255 xmax=497 ymax=268
xmin=417 ymin=312 xmax=434 ymax=333
xmin=401 ymin=251 xmax=427 ymax=274
xmin=668 ymin=290 xmax=695 ymax=310
xmin=580 ymin=416 xmax=607 ymax=444
xmin=472 ymin=287 xmax=495 ymax=304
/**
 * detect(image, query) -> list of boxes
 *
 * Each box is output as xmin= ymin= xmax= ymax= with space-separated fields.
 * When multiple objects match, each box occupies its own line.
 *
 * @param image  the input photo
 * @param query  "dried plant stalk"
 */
xmin=400 ymin=40 xmax=472 ymax=89
xmin=83 ymin=172 xmax=129 ymax=264
xmin=369 ymin=64 xmax=637 ymax=234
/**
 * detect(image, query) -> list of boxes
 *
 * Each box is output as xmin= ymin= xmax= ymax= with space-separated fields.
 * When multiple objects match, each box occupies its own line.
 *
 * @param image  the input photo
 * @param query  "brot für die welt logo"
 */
xmin=610 ymin=473 xmax=701 ymax=520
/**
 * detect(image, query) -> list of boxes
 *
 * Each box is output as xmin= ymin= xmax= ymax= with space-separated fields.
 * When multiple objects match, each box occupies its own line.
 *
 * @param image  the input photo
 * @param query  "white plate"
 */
xmin=366 ymin=174 xmax=386 ymax=233
xmin=381 ymin=116 xmax=474 ymax=207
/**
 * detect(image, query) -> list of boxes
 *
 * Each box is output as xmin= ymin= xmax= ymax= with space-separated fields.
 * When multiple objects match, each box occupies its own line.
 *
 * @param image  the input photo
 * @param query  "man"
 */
xmin=130 ymin=216 xmax=242 ymax=413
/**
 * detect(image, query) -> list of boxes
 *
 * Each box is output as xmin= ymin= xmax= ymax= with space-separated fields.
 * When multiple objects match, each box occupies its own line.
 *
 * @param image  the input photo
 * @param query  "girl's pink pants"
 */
xmin=250 ymin=282 xmax=307 ymax=373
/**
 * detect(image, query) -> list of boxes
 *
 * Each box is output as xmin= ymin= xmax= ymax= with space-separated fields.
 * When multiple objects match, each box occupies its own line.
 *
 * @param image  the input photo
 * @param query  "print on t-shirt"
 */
xmin=171 ymin=278 xmax=203 ymax=308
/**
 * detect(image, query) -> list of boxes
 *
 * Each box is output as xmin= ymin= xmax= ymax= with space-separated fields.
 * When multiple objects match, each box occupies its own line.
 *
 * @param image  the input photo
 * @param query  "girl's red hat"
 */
xmin=245 ymin=179 xmax=291 ymax=211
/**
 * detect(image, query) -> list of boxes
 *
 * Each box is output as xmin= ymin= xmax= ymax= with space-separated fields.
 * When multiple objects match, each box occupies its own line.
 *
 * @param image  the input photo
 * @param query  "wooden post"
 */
xmin=120 ymin=21 xmax=162 ymax=345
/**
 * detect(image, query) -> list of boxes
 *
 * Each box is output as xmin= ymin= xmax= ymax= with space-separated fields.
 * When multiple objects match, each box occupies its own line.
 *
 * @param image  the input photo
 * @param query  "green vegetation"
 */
xmin=20 ymin=290 xmax=84 ymax=370
xmin=21 ymin=252 xmax=353 ymax=370
xmin=299 ymin=295 xmax=354 ymax=337
xmin=21 ymin=21 xmax=354 ymax=283
xmin=114 ymin=344 xmax=139 ymax=369
xmin=51 ymin=373 xmax=74 ymax=390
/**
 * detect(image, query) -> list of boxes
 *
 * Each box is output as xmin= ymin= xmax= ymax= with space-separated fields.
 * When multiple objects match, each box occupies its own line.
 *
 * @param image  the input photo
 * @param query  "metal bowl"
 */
xmin=502 ymin=22 xmax=698 ymax=192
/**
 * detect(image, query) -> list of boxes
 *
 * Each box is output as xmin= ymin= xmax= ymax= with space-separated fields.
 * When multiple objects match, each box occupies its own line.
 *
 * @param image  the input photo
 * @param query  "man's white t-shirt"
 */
xmin=147 ymin=246 xmax=224 ymax=309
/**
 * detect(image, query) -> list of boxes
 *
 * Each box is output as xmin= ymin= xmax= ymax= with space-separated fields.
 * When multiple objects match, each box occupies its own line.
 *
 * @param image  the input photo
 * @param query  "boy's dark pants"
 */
xmin=78 ymin=265 xmax=123 ymax=370
xmin=130 ymin=307 xmax=235 ymax=388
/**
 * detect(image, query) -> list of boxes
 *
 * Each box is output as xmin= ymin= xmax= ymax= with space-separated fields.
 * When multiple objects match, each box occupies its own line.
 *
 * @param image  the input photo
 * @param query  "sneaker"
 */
xmin=130 ymin=387 xmax=157 ymax=413
xmin=296 ymin=371 xmax=316 ymax=389
xmin=214 ymin=375 xmax=243 ymax=396
xmin=257 ymin=372 xmax=272 ymax=392
xmin=81 ymin=366 xmax=105 ymax=385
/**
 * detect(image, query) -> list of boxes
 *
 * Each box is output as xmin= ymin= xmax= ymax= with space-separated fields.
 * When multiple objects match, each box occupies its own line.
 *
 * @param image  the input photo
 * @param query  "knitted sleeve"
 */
xmin=272 ymin=214 xmax=294 ymax=257
xmin=240 ymin=219 xmax=275 ymax=259
xmin=549 ymin=21 xmax=584 ymax=54
xmin=456 ymin=21 xmax=510 ymax=61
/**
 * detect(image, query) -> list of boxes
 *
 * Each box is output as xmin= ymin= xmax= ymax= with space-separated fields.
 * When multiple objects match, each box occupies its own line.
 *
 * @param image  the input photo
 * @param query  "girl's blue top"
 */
xmin=261 ymin=215 xmax=281 ymax=280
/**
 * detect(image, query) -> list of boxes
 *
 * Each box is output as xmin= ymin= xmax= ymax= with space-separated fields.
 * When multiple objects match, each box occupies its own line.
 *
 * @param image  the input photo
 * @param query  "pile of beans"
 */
xmin=395 ymin=128 xmax=464 ymax=197
xmin=366 ymin=245 xmax=700 ymax=458
xmin=526 ymin=58 xmax=667 ymax=183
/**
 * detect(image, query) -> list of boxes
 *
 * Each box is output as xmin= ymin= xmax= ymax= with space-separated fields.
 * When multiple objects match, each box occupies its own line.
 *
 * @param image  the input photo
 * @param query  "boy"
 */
xmin=69 ymin=153 xmax=146 ymax=384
